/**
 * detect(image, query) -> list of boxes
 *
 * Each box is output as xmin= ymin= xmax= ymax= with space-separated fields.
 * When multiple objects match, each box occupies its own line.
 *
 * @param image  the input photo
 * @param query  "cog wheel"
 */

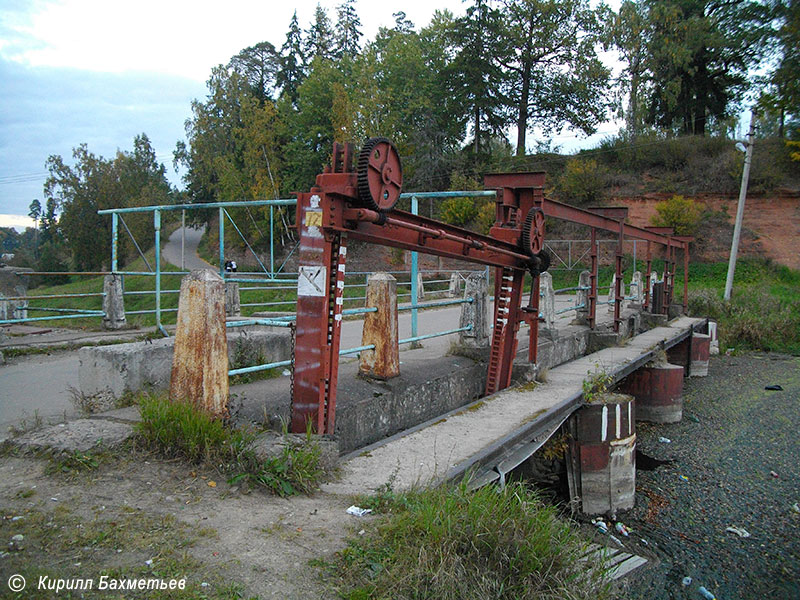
xmin=357 ymin=137 xmax=403 ymax=211
xmin=536 ymin=248 xmax=551 ymax=273
xmin=521 ymin=207 xmax=545 ymax=256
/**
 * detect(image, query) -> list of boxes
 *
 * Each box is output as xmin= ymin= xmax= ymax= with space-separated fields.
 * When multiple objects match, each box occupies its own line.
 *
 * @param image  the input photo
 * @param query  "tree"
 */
xmin=45 ymin=135 xmax=172 ymax=270
xmin=28 ymin=199 xmax=41 ymax=258
xmin=229 ymin=42 xmax=280 ymax=104
xmin=450 ymin=0 xmax=508 ymax=159
xmin=759 ymin=0 xmax=800 ymax=137
xmin=335 ymin=0 xmax=363 ymax=58
xmin=278 ymin=11 xmax=306 ymax=104
xmin=642 ymin=0 xmax=772 ymax=135
xmin=498 ymin=0 xmax=611 ymax=155
xmin=611 ymin=0 xmax=648 ymax=136
xmin=305 ymin=4 xmax=335 ymax=61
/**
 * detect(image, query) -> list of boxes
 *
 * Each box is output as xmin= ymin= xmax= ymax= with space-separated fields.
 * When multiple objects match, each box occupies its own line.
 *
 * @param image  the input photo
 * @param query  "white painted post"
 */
xmin=540 ymin=271 xmax=556 ymax=330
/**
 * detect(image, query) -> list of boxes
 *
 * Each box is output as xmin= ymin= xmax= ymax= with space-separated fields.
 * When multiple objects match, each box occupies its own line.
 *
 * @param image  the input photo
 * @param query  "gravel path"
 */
xmin=616 ymin=353 xmax=800 ymax=599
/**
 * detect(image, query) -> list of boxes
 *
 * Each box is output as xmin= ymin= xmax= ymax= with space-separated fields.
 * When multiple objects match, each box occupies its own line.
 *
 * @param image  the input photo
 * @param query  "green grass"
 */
xmin=328 ymin=481 xmax=610 ymax=600
xmin=134 ymin=394 xmax=324 ymax=496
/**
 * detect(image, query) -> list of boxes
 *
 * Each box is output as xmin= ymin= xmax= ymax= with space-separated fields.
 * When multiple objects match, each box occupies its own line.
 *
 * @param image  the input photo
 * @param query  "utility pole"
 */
xmin=724 ymin=112 xmax=755 ymax=301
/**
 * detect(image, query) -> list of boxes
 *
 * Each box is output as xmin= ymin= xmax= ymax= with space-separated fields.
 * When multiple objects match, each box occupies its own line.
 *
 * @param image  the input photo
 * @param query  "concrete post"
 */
xmin=359 ymin=272 xmax=400 ymax=379
xmin=630 ymin=271 xmax=644 ymax=307
xmin=620 ymin=363 xmax=684 ymax=423
xmin=690 ymin=333 xmax=710 ymax=377
xmin=224 ymin=281 xmax=241 ymax=317
xmin=649 ymin=272 xmax=658 ymax=303
xmin=416 ymin=272 xmax=425 ymax=300
xmin=567 ymin=393 xmax=636 ymax=516
xmin=540 ymin=271 xmax=555 ymax=331
xmin=169 ymin=269 xmax=229 ymax=419
xmin=448 ymin=272 xmax=461 ymax=297
xmin=606 ymin=274 xmax=617 ymax=313
xmin=576 ymin=270 xmax=591 ymax=325
xmin=459 ymin=271 xmax=489 ymax=348
xmin=102 ymin=274 xmax=127 ymax=330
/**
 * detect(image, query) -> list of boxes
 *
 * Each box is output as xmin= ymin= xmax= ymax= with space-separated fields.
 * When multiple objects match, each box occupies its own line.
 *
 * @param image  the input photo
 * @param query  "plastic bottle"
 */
xmin=698 ymin=586 xmax=717 ymax=600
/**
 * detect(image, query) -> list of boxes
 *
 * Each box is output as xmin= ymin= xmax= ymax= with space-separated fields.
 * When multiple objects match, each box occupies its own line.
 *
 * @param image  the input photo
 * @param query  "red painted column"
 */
xmin=620 ymin=363 xmax=684 ymax=423
xmin=690 ymin=333 xmax=711 ymax=377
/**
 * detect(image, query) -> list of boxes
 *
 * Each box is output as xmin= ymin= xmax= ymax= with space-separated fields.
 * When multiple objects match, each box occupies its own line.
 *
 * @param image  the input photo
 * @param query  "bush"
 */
xmin=440 ymin=196 xmax=479 ymax=226
xmin=556 ymin=158 xmax=606 ymax=205
xmin=651 ymin=195 xmax=703 ymax=235
xmin=331 ymin=482 xmax=610 ymax=600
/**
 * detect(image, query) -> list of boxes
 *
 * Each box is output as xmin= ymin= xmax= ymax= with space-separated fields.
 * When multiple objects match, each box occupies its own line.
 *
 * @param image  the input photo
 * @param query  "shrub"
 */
xmin=440 ymin=196 xmax=479 ymax=226
xmin=556 ymin=158 xmax=606 ymax=205
xmin=651 ymin=195 xmax=703 ymax=235
xmin=331 ymin=482 xmax=610 ymax=600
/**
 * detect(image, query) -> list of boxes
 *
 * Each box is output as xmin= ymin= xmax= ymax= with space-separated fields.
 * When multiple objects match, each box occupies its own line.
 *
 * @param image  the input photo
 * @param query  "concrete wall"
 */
xmin=79 ymin=329 xmax=292 ymax=401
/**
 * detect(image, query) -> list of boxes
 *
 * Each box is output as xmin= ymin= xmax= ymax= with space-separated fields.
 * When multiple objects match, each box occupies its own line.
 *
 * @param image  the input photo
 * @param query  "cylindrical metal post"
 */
xmin=218 ymin=207 xmax=225 ymax=278
xmin=181 ymin=209 xmax=185 ymax=271
xmin=269 ymin=204 xmax=275 ymax=276
xmin=111 ymin=212 xmax=119 ymax=273
xmin=410 ymin=196 xmax=419 ymax=341
xmin=154 ymin=209 xmax=163 ymax=334
xmin=589 ymin=228 xmax=598 ymax=329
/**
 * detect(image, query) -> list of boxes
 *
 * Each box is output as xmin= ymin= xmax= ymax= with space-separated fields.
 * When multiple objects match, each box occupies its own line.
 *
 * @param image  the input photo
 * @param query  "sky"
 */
xmin=0 ymin=0 xmax=622 ymax=230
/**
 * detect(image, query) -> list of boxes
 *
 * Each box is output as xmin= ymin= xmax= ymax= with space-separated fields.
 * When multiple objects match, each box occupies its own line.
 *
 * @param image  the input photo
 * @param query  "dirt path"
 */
xmin=0 ymin=453 xmax=367 ymax=599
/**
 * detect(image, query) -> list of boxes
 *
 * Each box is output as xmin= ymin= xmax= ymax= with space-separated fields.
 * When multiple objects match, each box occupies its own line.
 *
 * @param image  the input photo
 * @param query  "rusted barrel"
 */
xmin=690 ymin=333 xmax=710 ymax=377
xmin=620 ymin=363 xmax=684 ymax=423
xmin=570 ymin=393 xmax=636 ymax=515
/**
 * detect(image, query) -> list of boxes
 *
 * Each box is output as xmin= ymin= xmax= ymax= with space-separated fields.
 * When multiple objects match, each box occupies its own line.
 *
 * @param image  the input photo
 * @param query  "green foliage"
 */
xmin=475 ymin=200 xmax=496 ymax=234
xmin=556 ymin=157 xmax=606 ymax=205
xmin=135 ymin=394 xmax=324 ymax=496
xmin=136 ymin=394 xmax=249 ymax=464
xmin=582 ymin=365 xmax=614 ymax=403
xmin=44 ymin=134 xmax=173 ymax=271
xmin=687 ymin=258 xmax=800 ymax=354
xmin=330 ymin=482 xmax=609 ymax=600
xmin=651 ymin=195 xmax=703 ymax=235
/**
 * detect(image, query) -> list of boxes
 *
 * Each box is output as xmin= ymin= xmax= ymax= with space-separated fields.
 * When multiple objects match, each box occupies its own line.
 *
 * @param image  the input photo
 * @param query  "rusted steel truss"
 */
xmin=290 ymin=141 xmax=690 ymax=434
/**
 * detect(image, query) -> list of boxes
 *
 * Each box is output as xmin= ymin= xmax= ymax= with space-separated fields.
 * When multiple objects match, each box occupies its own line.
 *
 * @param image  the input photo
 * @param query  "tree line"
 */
xmin=14 ymin=0 xmax=799 ymax=273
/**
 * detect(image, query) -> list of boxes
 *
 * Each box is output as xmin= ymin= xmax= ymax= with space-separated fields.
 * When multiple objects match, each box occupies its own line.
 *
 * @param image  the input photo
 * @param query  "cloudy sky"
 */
xmin=0 ymin=0 xmax=620 ymax=230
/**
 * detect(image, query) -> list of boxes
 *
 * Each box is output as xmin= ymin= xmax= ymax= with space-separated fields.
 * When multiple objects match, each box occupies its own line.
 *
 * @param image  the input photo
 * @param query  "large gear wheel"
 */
xmin=357 ymin=137 xmax=403 ymax=211
xmin=522 ymin=207 xmax=545 ymax=256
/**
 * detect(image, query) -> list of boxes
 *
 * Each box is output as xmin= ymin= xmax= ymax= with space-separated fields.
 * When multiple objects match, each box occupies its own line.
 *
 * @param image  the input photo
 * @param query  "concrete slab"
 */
xmin=8 ymin=419 xmax=135 ymax=454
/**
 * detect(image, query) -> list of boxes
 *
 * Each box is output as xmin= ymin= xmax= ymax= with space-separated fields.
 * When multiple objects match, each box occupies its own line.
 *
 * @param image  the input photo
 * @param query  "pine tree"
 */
xmin=278 ymin=11 xmax=306 ymax=104
xmin=335 ymin=0 xmax=363 ymax=57
xmin=305 ymin=4 xmax=335 ymax=61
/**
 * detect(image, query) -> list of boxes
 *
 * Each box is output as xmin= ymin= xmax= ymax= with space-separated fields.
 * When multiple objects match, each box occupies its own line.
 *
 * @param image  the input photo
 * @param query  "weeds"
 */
xmin=330 ymin=481 xmax=609 ymax=600
xmin=134 ymin=394 xmax=324 ymax=496
xmin=581 ymin=365 xmax=614 ymax=403
xmin=46 ymin=450 xmax=102 ymax=475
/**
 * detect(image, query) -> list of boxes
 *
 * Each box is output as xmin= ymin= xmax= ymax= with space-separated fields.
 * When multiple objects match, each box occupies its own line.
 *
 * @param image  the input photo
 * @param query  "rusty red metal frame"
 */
xmin=290 ymin=150 xmax=691 ymax=434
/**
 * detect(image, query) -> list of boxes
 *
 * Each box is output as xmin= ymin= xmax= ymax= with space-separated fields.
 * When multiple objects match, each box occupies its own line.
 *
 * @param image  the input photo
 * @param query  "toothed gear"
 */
xmin=357 ymin=137 xmax=403 ymax=211
xmin=522 ymin=207 xmax=545 ymax=256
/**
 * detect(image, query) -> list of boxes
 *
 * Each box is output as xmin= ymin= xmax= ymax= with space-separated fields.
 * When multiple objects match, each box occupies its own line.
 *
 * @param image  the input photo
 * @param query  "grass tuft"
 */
xmin=134 ymin=394 xmax=324 ymax=496
xmin=331 ymin=482 xmax=609 ymax=600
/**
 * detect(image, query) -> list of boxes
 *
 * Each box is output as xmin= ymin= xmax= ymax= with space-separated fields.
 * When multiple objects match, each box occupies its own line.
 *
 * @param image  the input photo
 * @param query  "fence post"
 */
xmin=102 ymin=273 xmax=127 ymax=330
xmin=169 ymin=269 xmax=229 ymax=418
xmin=606 ymin=273 xmax=616 ymax=313
xmin=359 ymin=272 xmax=399 ymax=379
xmin=448 ymin=272 xmax=461 ymax=297
xmin=576 ymin=270 xmax=591 ymax=325
xmin=540 ymin=271 xmax=555 ymax=332
xmin=630 ymin=271 xmax=644 ymax=307
xmin=224 ymin=281 xmax=241 ymax=317
xmin=459 ymin=271 xmax=489 ymax=348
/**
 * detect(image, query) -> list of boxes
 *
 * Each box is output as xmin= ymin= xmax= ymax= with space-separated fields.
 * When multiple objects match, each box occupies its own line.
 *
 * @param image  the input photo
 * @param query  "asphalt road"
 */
xmin=162 ymin=225 xmax=213 ymax=271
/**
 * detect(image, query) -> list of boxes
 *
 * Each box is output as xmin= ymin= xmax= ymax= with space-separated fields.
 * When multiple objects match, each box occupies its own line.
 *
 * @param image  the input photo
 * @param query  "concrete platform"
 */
xmin=323 ymin=316 xmax=707 ymax=496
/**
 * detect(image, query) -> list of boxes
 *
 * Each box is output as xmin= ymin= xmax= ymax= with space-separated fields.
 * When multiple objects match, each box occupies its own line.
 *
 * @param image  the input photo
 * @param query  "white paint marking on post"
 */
xmin=616 ymin=403 xmax=621 ymax=439
xmin=298 ymin=266 xmax=327 ymax=297
xmin=601 ymin=405 xmax=608 ymax=442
